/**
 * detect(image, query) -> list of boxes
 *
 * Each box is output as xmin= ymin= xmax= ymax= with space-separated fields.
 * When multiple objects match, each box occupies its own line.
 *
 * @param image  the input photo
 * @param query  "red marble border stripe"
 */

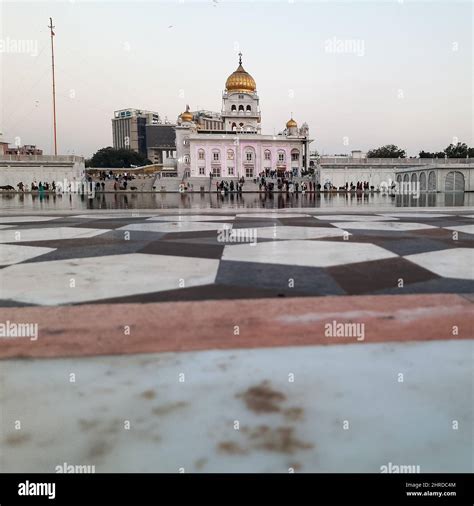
xmin=0 ymin=294 xmax=472 ymax=359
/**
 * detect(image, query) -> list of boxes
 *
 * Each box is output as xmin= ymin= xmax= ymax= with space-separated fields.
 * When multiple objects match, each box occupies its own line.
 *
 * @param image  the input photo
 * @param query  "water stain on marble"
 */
xmin=79 ymin=419 xmax=101 ymax=431
xmin=86 ymin=439 xmax=113 ymax=460
xmin=218 ymin=441 xmax=248 ymax=455
xmin=152 ymin=401 xmax=187 ymax=416
xmin=4 ymin=432 xmax=31 ymax=446
xmin=283 ymin=407 xmax=304 ymax=421
xmin=237 ymin=381 xmax=286 ymax=413
xmin=195 ymin=457 xmax=208 ymax=470
xmin=218 ymin=425 xmax=313 ymax=456
xmin=243 ymin=425 xmax=313 ymax=454
xmin=141 ymin=389 xmax=156 ymax=400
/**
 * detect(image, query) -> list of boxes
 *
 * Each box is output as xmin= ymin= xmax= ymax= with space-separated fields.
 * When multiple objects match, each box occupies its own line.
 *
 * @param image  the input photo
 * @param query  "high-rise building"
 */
xmin=112 ymin=108 xmax=160 ymax=157
xmin=146 ymin=124 xmax=177 ymax=168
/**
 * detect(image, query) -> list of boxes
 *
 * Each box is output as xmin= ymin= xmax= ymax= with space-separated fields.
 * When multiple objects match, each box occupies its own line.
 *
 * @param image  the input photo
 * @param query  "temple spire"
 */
xmin=238 ymin=52 xmax=242 ymax=66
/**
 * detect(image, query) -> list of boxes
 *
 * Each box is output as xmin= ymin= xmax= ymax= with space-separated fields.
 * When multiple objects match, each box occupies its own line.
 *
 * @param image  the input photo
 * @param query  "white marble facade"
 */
xmin=176 ymin=54 xmax=312 ymax=179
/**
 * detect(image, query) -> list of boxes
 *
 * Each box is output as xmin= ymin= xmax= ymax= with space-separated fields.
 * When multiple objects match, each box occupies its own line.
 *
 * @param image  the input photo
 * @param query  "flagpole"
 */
xmin=48 ymin=17 xmax=58 ymax=156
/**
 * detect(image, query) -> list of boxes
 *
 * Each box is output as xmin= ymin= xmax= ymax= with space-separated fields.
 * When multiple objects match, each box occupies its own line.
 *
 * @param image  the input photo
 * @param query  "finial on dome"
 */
xmin=225 ymin=53 xmax=256 ymax=92
xmin=286 ymin=115 xmax=298 ymax=129
xmin=180 ymin=105 xmax=193 ymax=122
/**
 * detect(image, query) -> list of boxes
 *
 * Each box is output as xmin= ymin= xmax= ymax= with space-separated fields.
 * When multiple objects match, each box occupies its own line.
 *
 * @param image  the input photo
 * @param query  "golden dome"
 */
xmin=180 ymin=105 xmax=193 ymax=122
xmin=225 ymin=53 xmax=256 ymax=93
xmin=286 ymin=117 xmax=297 ymax=129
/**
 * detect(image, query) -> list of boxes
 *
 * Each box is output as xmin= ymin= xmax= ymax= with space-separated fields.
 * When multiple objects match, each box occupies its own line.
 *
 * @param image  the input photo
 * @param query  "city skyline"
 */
xmin=1 ymin=1 xmax=472 ymax=158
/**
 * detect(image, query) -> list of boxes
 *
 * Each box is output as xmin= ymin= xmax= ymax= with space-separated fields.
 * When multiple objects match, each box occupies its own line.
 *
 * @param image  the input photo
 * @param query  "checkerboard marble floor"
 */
xmin=0 ymin=209 xmax=473 ymax=305
xmin=0 ymin=208 xmax=473 ymax=473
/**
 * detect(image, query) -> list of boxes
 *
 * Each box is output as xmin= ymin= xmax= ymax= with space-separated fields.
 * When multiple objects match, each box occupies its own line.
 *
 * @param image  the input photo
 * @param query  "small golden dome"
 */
xmin=180 ymin=105 xmax=193 ymax=123
xmin=286 ymin=118 xmax=297 ymax=129
xmin=225 ymin=53 xmax=256 ymax=93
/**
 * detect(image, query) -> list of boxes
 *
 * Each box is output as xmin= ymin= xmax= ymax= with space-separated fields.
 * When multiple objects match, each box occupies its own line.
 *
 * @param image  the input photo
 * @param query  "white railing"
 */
xmin=319 ymin=157 xmax=473 ymax=166
xmin=0 ymin=154 xmax=83 ymax=163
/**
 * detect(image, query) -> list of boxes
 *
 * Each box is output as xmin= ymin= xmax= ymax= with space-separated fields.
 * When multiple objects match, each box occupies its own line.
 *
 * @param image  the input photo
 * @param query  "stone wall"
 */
xmin=0 ymin=156 xmax=85 ymax=188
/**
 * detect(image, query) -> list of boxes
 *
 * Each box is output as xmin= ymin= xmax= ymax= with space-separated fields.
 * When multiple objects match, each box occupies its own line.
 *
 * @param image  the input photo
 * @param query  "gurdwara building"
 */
xmin=175 ymin=54 xmax=312 ymax=180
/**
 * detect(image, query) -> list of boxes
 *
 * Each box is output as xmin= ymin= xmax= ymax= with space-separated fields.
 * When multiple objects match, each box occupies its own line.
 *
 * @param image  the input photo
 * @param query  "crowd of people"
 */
xmin=215 ymin=177 xmax=245 ymax=193
xmin=16 ymin=181 xmax=57 ymax=192
xmin=96 ymin=170 xmax=136 ymax=182
xmin=11 ymin=174 xmax=382 ymax=194
xmin=257 ymin=175 xmax=316 ymax=193
xmin=328 ymin=181 xmax=377 ymax=191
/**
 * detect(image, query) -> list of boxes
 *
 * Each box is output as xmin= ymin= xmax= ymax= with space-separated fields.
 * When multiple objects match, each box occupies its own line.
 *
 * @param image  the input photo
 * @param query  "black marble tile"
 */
xmin=327 ymin=257 xmax=438 ymax=295
xmin=216 ymin=260 xmax=346 ymax=296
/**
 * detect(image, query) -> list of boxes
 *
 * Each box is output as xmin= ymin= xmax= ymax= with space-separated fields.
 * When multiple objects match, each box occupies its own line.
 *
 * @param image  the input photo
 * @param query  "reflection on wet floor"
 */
xmin=0 ymin=190 xmax=471 ymax=211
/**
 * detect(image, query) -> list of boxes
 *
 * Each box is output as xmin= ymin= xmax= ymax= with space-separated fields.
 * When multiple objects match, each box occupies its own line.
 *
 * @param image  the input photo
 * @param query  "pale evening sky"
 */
xmin=0 ymin=0 xmax=472 ymax=158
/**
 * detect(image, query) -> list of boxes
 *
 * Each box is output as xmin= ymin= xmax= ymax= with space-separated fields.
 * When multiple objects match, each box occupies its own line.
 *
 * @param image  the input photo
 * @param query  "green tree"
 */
xmin=86 ymin=147 xmax=151 ymax=168
xmin=419 ymin=150 xmax=445 ymax=158
xmin=444 ymin=142 xmax=470 ymax=158
xmin=367 ymin=144 xmax=406 ymax=158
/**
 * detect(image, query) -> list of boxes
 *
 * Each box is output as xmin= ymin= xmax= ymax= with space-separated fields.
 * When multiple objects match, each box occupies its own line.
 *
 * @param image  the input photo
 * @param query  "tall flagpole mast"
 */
xmin=48 ymin=17 xmax=58 ymax=156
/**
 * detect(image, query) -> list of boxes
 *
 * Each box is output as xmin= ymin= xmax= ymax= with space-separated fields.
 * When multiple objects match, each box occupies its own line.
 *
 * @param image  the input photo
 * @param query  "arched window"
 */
xmin=291 ymin=149 xmax=299 ymax=162
xmin=419 ymin=172 xmax=427 ymax=191
xmin=411 ymin=173 xmax=417 ymax=184
xmin=403 ymin=174 xmax=409 ymax=183
xmin=184 ymin=155 xmax=190 ymax=164
xmin=278 ymin=150 xmax=286 ymax=163
xmin=212 ymin=149 xmax=220 ymax=162
xmin=231 ymin=105 xmax=236 ymax=111
xmin=264 ymin=150 xmax=271 ymax=161
xmin=428 ymin=171 xmax=436 ymax=191
xmin=238 ymin=105 xmax=244 ymax=112
xmin=246 ymin=105 xmax=251 ymax=111
xmin=227 ymin=149 xmax=234 ymax=160
xmin=183 ymin=137 xmax=189 ymax=146
xmin=445 ymin=171 xmax=465 ymax=192
xmin=244 ymin=147 xmax=255 ymax=163
xmin=231 ymin=122 xmax=237 ymax=131
xmin=198 ymin=149 xmax=205 ymax=160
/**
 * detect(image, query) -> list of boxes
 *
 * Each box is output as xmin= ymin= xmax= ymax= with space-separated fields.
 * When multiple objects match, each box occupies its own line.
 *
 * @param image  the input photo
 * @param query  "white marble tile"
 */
xmin=314 ymin=215 xmax=398 ymax=221
xmin=444 ymin=225 xmax=474 ymax=235
xmin=1 ymin=340 xmax=470 ymax=472
xmin=236 ymin=213 xmax=310 ymax=219
xmin=462 ymin=215 xmax=474 ymax=218
xmin=73 ymin=213 xmax=164 ymax=219
xmin=254 ymin=226 xmax=349 ymax=240
xmin=147 ymin=215 xmax=235 ymax=222
xmin=0 ymin=227 xmax=110 ymax=243
xmin=331 ymin=221 xmax=437 ymax=231
xmin=379 ymin=213 xmax=452 ymax=218
xmin=405 ymin=248 xmax=474 ymax=280
xmin=118 ymin=222 xmax=232 ymax=234
xmin=222 ymin=240 xmax=396 ymax=267
xmin=0 ymin=253 xmax=220 ymax=305
xmin=0 ymin=216 xmax=61 ymax=223
xmin=0 ymin=244 xmax=55 ymax=266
